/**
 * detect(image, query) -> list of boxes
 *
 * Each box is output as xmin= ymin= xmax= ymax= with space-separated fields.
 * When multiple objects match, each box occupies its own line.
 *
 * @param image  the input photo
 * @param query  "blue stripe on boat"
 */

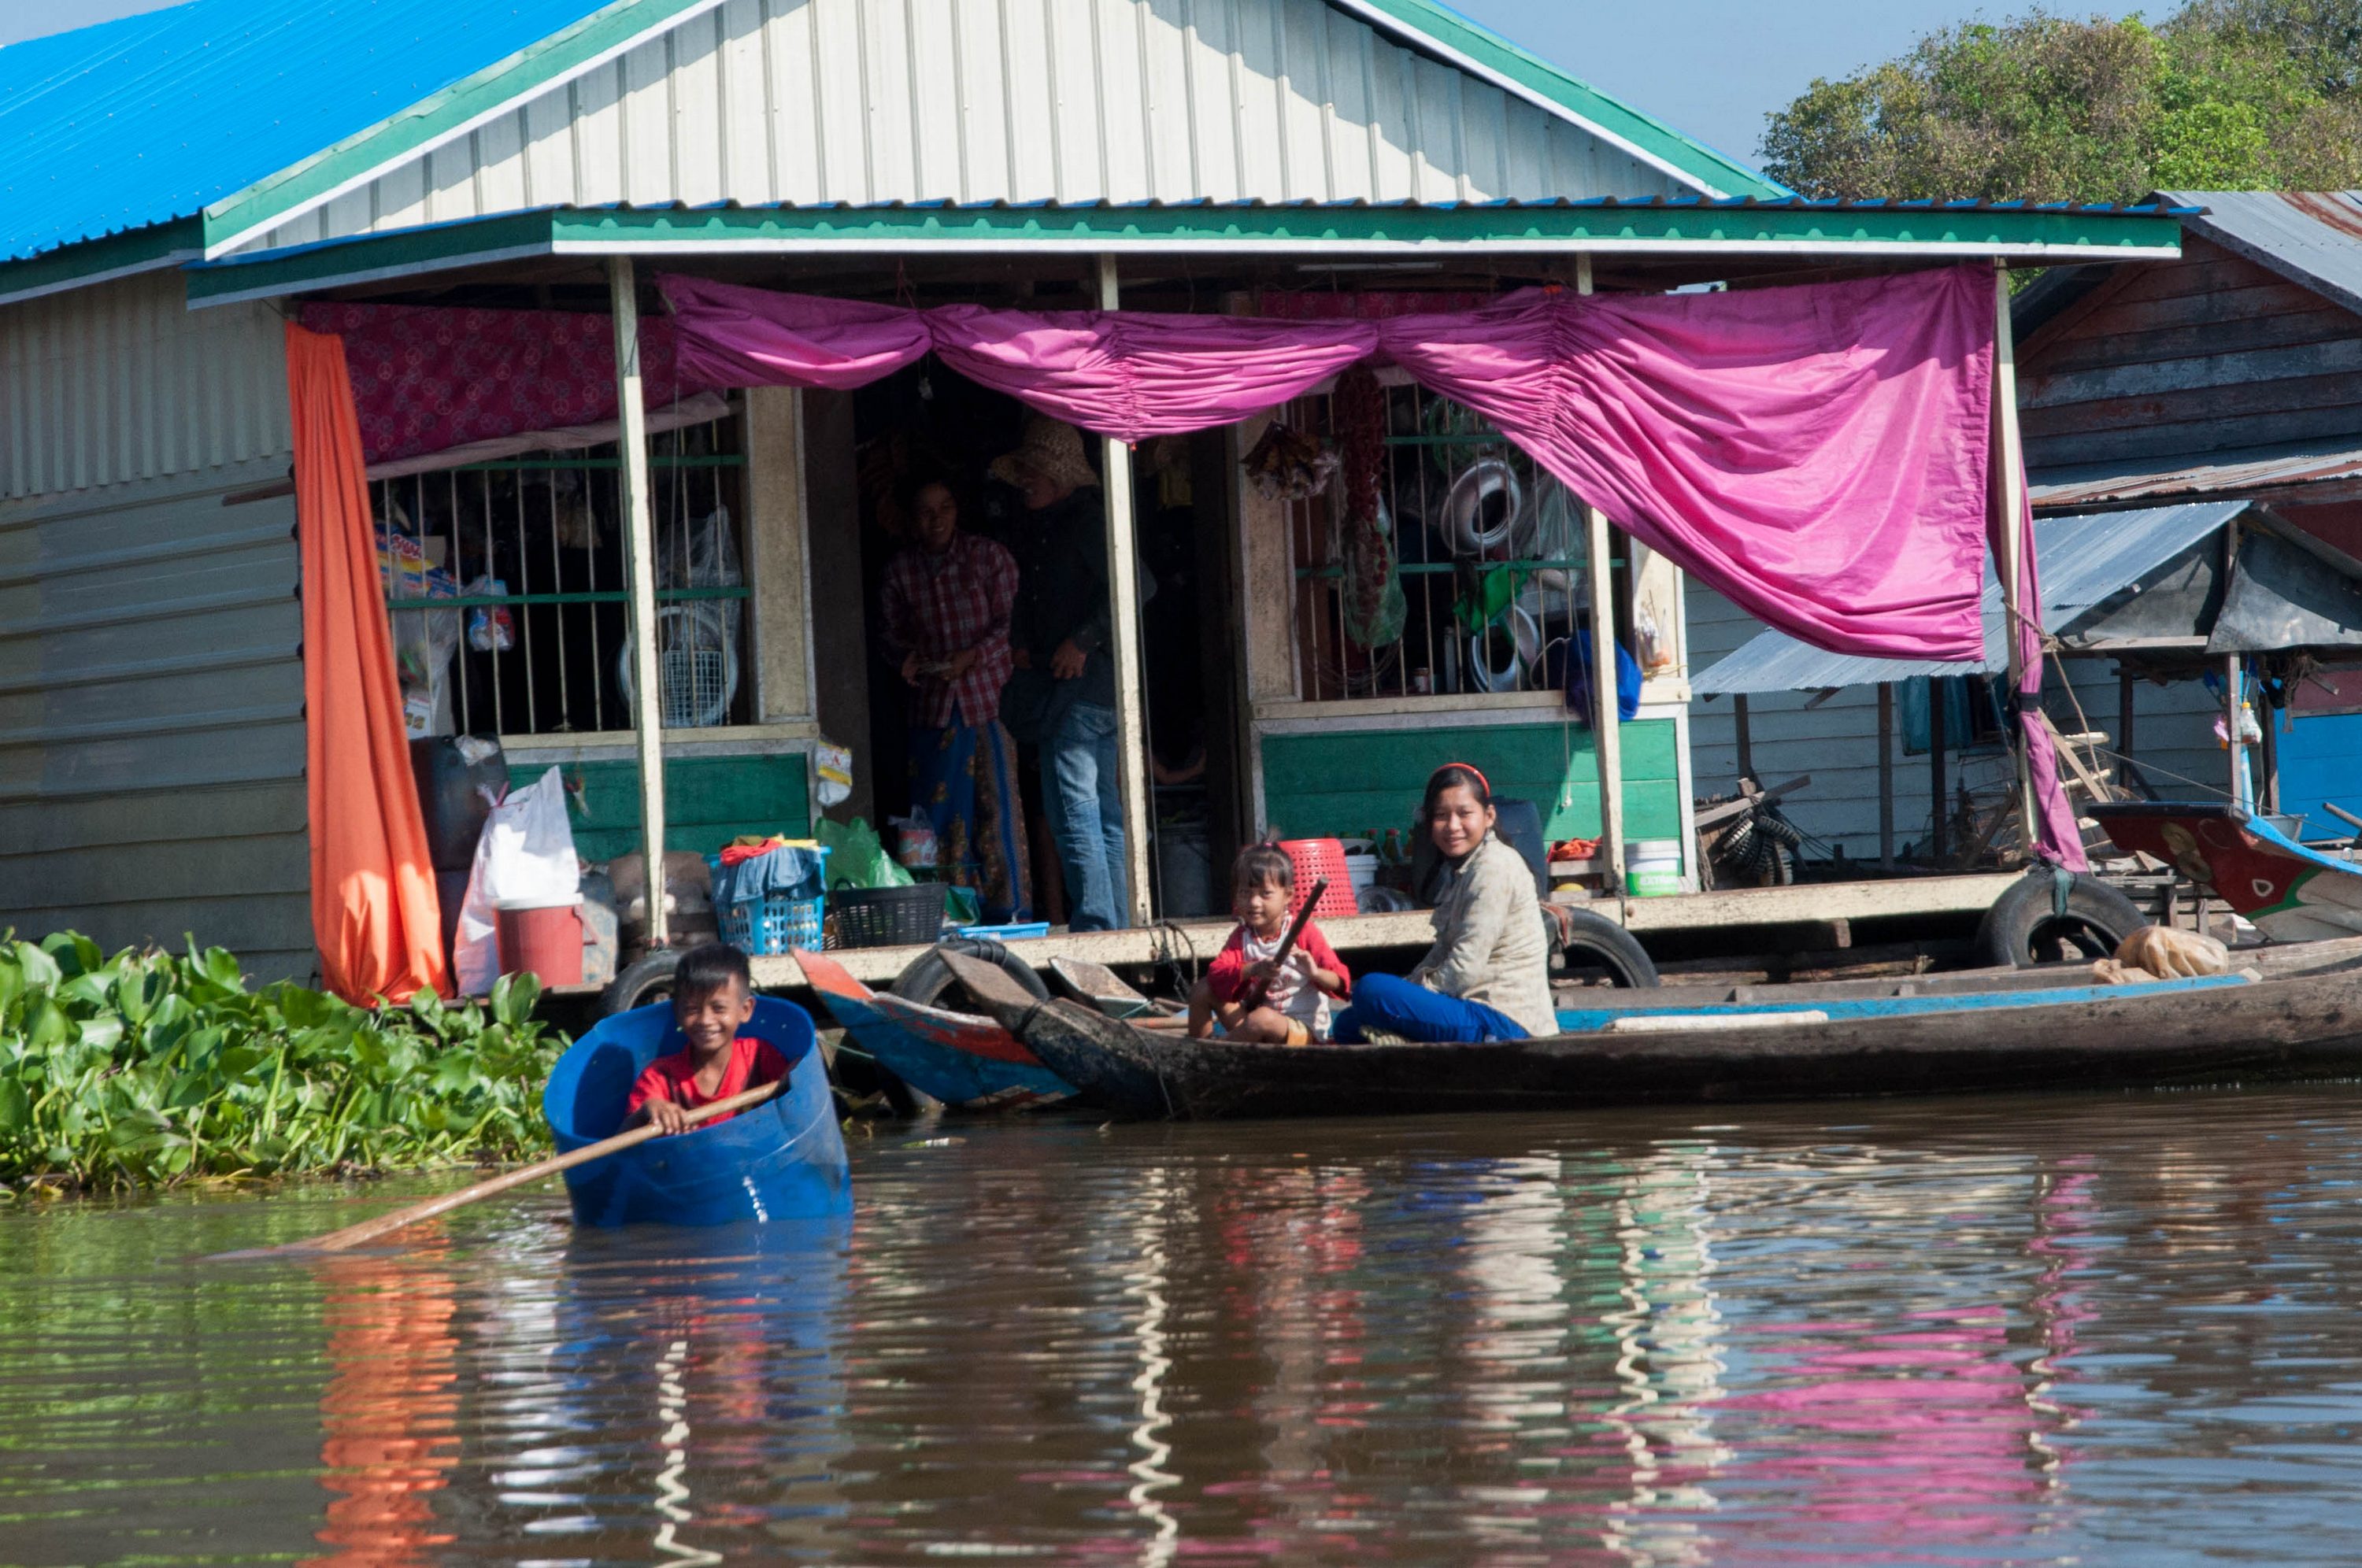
xmin=1553 ymin=971 xmax=2253 ymax=1035
xmin=824 ymin=989 xmax=1075 ymax=1108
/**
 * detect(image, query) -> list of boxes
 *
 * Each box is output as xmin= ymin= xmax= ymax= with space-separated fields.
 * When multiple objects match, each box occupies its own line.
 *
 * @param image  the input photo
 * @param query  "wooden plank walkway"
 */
xmin=746 ymin=872 xmax=2021 ymax=990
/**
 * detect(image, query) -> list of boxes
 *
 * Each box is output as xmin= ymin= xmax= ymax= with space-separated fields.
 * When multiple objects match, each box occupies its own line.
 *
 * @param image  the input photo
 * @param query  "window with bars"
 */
xmin=1283 ymin=383 xmax=1597 ymax=704
xmin=376 ymin=416 xmax=751 ymax=738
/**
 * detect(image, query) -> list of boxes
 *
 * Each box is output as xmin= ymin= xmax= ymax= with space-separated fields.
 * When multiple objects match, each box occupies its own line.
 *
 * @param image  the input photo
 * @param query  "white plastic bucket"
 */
xmin=1628 ymin=839 xmax=1682 ymax=897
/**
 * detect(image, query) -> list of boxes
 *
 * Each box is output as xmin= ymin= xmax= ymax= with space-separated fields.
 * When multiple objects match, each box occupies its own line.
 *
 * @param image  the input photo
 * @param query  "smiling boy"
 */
xmin=623 ymin=942 xmax=791 ymax=1136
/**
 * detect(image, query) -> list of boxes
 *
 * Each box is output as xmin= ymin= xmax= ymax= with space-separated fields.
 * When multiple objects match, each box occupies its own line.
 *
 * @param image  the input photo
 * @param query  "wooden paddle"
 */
xmin=1238 ymin=876 xmax=1331 ymax=1013
xmin=228 ymin=1078 xmax=787 ymax=1258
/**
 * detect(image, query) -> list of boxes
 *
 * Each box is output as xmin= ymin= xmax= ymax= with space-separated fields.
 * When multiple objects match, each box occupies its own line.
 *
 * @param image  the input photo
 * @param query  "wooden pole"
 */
xmin=1577 ymin=257 xmax=1626 ymax=890
xmin=1930 ymin=679 xmax=1949 ymax=863
xmin=1733 ymin=693 xmax=1754 ymax=783
xmin=1097 ymin=256 xmax=1155 ymax=926
xmin=2259 ymin=673 xmax=2282 ymax=815
xmin=2118 ymin=670 xmax=2137 ymax=790
xmin=1877 ymin=682 xmax=1895 ymax=870
xmin=610 ymin=257 xmax=668 ymax=947
xmin=1990 ymin=264 xmax=2041 ymax=844
xmin=2226 ymin=653 xmax=2248 ymax=812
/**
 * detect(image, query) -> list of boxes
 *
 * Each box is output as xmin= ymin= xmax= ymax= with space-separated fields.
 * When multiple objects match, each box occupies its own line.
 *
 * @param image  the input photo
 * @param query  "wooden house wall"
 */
xmin=2018 ymin=235 xmax=2362 ymax=471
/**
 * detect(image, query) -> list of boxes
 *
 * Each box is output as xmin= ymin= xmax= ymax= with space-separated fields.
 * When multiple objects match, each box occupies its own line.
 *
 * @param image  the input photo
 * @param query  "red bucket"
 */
xmin=495 ymin=900 xmax=585 ymax=988
xmin=1275 ymin=839 xmax=1361 ymax=921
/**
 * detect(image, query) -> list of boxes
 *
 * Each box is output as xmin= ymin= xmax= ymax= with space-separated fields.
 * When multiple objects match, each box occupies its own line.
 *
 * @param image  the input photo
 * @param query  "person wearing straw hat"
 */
xmin=993 ymin=416 xmax=1131 ymax=931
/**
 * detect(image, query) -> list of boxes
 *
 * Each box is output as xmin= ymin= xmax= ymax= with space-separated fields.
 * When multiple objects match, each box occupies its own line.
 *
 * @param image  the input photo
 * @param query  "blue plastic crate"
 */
xmin=956 ymin=921 xmax=1050 ymax=942
xmin=708 ymin=846 xmax=831 ymax=956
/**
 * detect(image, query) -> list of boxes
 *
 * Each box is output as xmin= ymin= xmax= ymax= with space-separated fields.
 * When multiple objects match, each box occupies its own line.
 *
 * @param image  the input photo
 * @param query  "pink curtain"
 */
xmin=1373 ymin=269 xmax=1995 ymax=661
xmin=2006 ymin=493 xmax=2090 ymax=871
xmin=657 ymin=275 xmax=933 ymax=391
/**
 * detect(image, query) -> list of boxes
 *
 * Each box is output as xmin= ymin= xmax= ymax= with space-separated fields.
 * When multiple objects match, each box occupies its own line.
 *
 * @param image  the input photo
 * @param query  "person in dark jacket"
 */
xmin=993 ymin=417 xmax=1130 ymax=930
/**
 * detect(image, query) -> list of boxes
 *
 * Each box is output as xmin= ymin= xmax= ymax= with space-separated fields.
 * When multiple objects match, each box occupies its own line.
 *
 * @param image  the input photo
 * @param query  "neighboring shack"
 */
xmin=1689 ymin=189 xmax=2362 ymax=860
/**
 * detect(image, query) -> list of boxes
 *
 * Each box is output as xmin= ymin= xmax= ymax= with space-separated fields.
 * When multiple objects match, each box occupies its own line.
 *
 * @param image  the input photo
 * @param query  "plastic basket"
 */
xmin=1275 ymin=838 xmax=1362 ymax=921
xmin=708 ymin=845 xmax=831 ymax=956
xmin=828 ymin=881 xmax=948 ymax=949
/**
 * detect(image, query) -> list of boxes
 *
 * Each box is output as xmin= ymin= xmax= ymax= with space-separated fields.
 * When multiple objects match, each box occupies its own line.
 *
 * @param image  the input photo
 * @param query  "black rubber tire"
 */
xmin=891 ymin=936 xmax=1053 ymax=1010
xmin=1557 ymin=908 xmax=1661 ymax=988
xmin=602 ymin=949 xmax=681 ymax=1015
xmin=1972 ymin=870 xmax=2147 ymax=967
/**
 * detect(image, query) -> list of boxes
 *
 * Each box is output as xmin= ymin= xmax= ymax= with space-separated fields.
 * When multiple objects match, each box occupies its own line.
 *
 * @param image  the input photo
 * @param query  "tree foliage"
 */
xmin=1761 ymin=2 xmax=2362 ymax=202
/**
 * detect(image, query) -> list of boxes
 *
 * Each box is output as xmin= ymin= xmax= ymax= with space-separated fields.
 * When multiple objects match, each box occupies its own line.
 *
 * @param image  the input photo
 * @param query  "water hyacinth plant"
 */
xmin=0 ymin=933 xmax=565 ymax=1192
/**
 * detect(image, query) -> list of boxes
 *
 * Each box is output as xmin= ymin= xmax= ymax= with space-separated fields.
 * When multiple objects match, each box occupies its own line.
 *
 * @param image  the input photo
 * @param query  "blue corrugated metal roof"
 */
xmin=0 ymin=0 xmax=613 ymax=264
xmin=2161 ymin=189 xmax=2362 ymax=318
xmin=1694 ymin=504 xmax=2249 ymax=695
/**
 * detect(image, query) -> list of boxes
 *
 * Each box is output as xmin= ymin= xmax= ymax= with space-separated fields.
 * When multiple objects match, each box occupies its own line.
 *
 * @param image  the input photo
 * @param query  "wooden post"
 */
xmin=1991 ymin=265 xmax=2041 ymax=843
xmin=1576 ymin=257 xmax=1625 ymax=889
xmin=1097 ymin=256 xmax=1155 ymax=926
xmin=1930 ymin=679 xmax=1949 ymax=863
xmin=2226 ymin=653 xmax=2248 ymax=812
xmin=1733 ymin=693 xmax=1754 ymax=782
xmin=2118 ymin=670 xmax=2137 ymax=791
xmin=2259 ymin=675 xmax=2281 ymax=815
xmin=1877 ymin=682 xmax=1895 ymax=870
xmin=609 ymin=257 xmax=668 ymax=947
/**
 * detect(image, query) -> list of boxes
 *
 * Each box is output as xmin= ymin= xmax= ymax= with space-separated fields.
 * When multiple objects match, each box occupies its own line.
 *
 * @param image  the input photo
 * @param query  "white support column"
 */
xmin=1991 ymin=264 xmax=2041 ymax=842
xmin=1578 ymin=254 xmax=1625 ymax=890
xmin=610 ymin=256 xmax=668 ymax=946
xmin=1098 ymin=256 xmax=1155 ymax=926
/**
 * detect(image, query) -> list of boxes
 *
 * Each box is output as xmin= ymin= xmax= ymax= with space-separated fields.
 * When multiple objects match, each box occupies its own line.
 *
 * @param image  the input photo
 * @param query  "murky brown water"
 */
xmin=6 ymin=1086 xmax=2362 ymax=1565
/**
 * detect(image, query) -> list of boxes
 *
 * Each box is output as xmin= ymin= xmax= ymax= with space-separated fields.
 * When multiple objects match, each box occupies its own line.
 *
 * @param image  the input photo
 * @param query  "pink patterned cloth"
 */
xmin=656 ymin=276 xmax=934 ymax=390
xmin=301 ymin=301 xmax=703 ymax=465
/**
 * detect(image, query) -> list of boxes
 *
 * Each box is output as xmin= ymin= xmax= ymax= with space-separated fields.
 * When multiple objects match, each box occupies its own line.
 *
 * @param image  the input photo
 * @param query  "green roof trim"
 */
xmin=1338 ymin=0 xmax=1789 ymax=200
xmin=0 ymin=218 xmax=202 ymax=307
xmin=201 ymin=0 xmax=723 ymax=257
xmin=183 ymin=202 xmax=2182 ymax=304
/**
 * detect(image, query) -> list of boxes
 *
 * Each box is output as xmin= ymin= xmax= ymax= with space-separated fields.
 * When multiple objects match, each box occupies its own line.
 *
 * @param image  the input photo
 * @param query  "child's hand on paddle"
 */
xmin=644 ymin=1096 xmax=694 ymax=1137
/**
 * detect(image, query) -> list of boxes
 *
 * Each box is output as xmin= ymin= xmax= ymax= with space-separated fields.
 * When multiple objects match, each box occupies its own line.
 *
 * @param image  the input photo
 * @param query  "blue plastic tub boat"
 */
xmin=542 ymin=996 xmax=852 ymax=1227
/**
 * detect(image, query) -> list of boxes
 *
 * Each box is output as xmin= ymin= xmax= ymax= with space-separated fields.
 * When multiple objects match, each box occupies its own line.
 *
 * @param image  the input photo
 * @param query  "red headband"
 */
xmin=1432 ymin=761 xmax=1491 ymax=797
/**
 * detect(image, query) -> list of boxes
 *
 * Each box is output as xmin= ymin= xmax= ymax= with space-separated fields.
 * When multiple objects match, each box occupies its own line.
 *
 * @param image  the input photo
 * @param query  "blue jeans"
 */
xmin=1042 ymin=698 xmax=1129 ymax=930
xmin=1332 ymin=973 xmax=1531 ymax=1044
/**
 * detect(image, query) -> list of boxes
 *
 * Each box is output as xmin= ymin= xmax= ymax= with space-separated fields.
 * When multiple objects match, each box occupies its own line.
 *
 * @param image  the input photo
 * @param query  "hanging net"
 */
xmin=1335 ymin=366 xmax=1406 ymax=650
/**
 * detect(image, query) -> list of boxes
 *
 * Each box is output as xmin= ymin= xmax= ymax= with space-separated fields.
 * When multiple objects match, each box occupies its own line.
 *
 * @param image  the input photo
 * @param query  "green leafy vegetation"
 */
xmin=0 ymin=933 xmax=562 ymax=1193
xmin=1762 ymin=2 xmax=2362 ymax=202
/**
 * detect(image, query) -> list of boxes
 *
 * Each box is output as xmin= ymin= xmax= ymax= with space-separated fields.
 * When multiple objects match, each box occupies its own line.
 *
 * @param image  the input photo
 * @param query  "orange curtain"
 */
xmin=287 ymin=321 xmax=447 ymax=1003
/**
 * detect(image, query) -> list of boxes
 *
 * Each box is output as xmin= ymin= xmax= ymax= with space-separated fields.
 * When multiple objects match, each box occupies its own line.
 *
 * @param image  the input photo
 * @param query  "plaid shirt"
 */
xmin=881 ymin=532 xmax=1020 ymax=729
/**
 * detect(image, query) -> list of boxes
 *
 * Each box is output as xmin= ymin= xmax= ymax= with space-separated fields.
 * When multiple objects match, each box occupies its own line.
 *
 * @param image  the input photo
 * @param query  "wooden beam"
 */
xmin=609 ymin=256 xmax=667 ymax=947
xmin=1098 ymin=255 xmax=1155 ymax=925
xmin=1733 ymin=692 xmax=1754 ymax=781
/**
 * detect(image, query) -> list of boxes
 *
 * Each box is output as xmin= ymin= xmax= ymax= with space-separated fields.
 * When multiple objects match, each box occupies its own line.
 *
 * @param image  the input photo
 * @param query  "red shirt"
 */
xmin=880 ymin=532 xmax=1020 ymax=729
xmin=1206 ymin=921 xmax=1350 ymax=1014
xmin=624 ymin=1036 xmax=793 ymax=1126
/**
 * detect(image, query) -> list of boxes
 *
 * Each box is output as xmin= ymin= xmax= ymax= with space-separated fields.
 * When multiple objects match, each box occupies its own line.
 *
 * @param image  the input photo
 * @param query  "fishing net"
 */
xmin=1335 ymin=366 xmax=1405 ymax=650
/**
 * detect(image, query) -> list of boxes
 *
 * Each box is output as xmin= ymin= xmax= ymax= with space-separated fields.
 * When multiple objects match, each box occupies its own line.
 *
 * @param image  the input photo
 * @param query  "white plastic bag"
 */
xmin=453 ymin=767 xmax=581 ymax=995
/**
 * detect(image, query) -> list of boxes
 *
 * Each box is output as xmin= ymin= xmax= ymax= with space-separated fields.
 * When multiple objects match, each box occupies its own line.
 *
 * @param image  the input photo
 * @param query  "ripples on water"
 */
xmin=6 ymin=1087 xmax=2362 ymax=1565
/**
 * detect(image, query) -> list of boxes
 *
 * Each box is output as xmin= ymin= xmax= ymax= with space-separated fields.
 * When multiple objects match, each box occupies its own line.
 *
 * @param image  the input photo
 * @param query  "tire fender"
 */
xmin=1973 ymin=868 xmax=2147 ymax=968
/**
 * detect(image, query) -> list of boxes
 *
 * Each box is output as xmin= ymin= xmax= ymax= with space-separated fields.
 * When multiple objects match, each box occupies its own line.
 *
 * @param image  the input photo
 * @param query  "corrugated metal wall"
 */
xmin=1684 ymin=583 xmax=2227 ymax=864
xmin=0 ymin=273 xmax=311 ymax=981
xmin=0 ymin=271 xmax=292 ymax=501
xmin=247 ymin=0 xmax=1686 ymax=251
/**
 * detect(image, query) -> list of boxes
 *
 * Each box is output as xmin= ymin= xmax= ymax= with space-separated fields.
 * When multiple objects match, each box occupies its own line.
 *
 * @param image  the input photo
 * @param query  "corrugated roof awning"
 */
xmin=2030 ymin=437 xmax=2362 ymax=512
xmin=1694 ymin=503 xmax=2248 ymax=695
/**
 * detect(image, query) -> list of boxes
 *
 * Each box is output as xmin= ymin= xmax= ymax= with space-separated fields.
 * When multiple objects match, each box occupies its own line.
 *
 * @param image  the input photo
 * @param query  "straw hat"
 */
xmin=990 ymin=416 xmax=1101 ymax=494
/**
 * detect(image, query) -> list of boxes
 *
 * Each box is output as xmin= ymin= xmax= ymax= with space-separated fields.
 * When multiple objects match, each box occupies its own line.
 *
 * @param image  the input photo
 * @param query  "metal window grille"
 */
xmin=1287 ymin=384 xmax=1591 ymax=703
xmin=376 ymin=416 xmax=751 ymax=738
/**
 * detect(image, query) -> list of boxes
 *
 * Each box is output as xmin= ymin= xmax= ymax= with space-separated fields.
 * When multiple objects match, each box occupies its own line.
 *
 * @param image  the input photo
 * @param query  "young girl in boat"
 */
xmin=624 ymin=942 xmax=794 ymax=1135
xmin=1188 ymin=843 xmax=1352 ymax=1045
xmin=1332 ymin=764 xmax=1557 ymax=1044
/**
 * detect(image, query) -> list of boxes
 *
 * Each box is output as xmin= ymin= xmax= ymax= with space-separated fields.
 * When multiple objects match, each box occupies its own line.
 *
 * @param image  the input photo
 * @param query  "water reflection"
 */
xmin=6 ymin=1090 xmax=2362 ymax=1565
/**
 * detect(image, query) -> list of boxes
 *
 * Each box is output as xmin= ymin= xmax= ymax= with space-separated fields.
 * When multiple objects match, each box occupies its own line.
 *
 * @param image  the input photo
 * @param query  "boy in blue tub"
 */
xmin=624 ymin=942 xmax=794 ymax=1135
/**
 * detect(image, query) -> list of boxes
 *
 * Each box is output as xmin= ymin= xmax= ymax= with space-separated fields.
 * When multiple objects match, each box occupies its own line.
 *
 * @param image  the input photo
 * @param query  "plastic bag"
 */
xmin=453 ymin=767 xmax=581 ymax=994
xmin=815 ymin=816 xmax=913 ymax=889
xmin=464 ymin=576 xmax=516 ymax=653
xmin=891 ymin=814 xmax=939 ymax=872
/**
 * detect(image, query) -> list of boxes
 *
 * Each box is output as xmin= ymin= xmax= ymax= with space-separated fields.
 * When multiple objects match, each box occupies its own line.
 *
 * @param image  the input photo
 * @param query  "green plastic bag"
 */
xmin=816 ymin=817 xmax=913 ymax=889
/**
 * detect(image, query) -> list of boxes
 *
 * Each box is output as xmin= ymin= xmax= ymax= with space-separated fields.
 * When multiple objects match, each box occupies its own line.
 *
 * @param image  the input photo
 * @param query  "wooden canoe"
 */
xmin=795 ymin=948 xmax=1074 ymax=1111
xmin=947 ymin=939 xmax=2362 ymax=1121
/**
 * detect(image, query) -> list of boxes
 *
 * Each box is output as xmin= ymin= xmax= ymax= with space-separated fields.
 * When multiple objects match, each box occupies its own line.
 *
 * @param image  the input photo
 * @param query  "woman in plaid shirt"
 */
xmin=880 ymin=476 xmax=1032 ymax=922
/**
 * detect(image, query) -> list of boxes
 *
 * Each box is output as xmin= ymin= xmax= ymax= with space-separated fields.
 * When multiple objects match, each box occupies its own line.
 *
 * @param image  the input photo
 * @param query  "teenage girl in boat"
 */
xmin=1331 ymin=764 xmax=1558 ymax=1044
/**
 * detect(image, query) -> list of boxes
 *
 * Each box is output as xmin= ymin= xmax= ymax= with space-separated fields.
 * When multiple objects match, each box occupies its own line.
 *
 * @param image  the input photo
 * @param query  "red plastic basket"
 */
xmin=1276 ymin=838 xmax=1361 ymax=921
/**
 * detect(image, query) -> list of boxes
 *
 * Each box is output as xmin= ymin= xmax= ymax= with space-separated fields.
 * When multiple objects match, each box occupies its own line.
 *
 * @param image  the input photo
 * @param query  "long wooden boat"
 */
xmin=795 ymin=948 xmax=1074 ymax=1111
xmin=944 ymin=940 xmax=2362 ymax=1121
xmin=2092 ymin=801 xmax=2362 ymax=941
xmin=542 ymin=996 xmax=853 ymax=1224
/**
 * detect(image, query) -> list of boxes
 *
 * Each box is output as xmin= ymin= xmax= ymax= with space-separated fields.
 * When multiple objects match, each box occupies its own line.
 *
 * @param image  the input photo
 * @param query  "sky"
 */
xmin=13 ymin=0 xmax=2146 ymax=165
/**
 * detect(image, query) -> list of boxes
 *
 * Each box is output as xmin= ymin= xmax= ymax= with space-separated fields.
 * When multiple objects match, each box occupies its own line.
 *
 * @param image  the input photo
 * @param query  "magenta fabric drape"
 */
xmin=924 ymin=304 xmax=1378 ymax=439
xmin=657 ymin=276 xmax=934 ymax=391
xmin=1373 ymin=270 xmax=1996 ymax=661
xmin=2006 ymin=494 xmax=2090 ymax=871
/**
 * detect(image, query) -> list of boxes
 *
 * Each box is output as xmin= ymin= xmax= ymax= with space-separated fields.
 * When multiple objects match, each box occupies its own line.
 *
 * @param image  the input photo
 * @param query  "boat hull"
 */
xmin=542 ymin=997 xmax=853 ymax=1226
xmin=1012 ymin=947 xmax=2362 ymax=1120
xmin=2093 ymin=801 xmax=2362 ymax=942
xmin=797 ymin=948 xmax=1074 ymax=1111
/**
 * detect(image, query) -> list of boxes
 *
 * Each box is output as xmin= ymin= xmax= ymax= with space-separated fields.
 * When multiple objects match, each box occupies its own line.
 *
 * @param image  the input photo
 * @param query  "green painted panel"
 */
xmin=509 ymin=753 xmax=809 ymax=864
xmin=1261 ymin=719 xmax=1679 ymax=845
